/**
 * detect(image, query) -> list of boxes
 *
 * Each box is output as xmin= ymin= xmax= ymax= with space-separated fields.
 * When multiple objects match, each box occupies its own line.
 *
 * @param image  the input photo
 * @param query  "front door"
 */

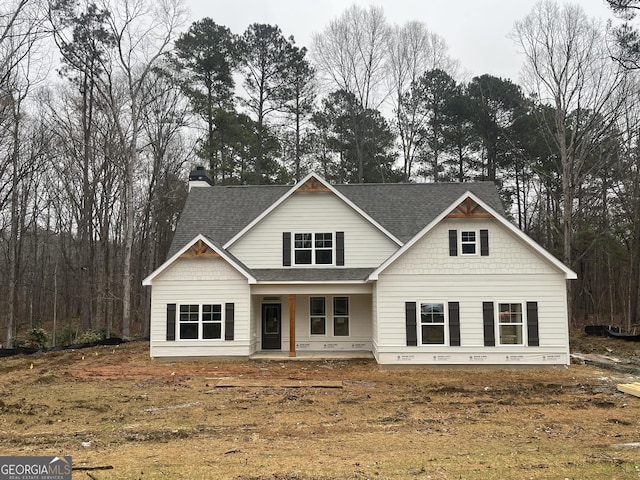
xmin=261 ymin=303 xmax=282 ymax=350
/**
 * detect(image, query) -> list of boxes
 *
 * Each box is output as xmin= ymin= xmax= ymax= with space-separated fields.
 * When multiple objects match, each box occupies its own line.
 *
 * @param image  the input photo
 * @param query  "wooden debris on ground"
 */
xmin=617 ymin=382 xmax=640 ymax=397
xmin=208 ymin=379 xmax=343 ymax=389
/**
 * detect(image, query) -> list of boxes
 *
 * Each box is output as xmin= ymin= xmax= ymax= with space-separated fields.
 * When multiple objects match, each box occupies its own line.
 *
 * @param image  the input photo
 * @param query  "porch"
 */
xmin=250 ymin=283 xmax=374 ymax=357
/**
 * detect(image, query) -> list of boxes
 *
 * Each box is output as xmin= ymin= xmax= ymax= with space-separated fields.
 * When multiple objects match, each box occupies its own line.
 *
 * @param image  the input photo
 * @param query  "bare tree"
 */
xmin=386 ymin=21 xmax=459 ymax=180
xmin=0 ymin=0 xmax=49 ymax=347
xmin=513 ymin=0 xmax=628 ymax=321
xmin=311 ymin=4 xmax=390 ymax=112
xmin=100 ymin=0 xmax=186 ymax=338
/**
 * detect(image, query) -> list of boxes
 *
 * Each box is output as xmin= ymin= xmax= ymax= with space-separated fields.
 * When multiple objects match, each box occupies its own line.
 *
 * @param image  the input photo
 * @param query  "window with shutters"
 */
xmin=497 ymin=303 xmax=524 ymax=345
xmin=294 ymin=232 xmax=333 ymax=265
xmin=449 ymin=229 xmax=489 ymax=256
xmin=420 ymin=302 xmax=446 ymax=345
xmin=178 ymin=304 xmax=224 ymax=340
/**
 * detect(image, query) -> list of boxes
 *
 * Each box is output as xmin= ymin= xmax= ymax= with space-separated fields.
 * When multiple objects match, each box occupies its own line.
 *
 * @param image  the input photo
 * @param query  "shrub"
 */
xmin=75 ymin=329 xmax=107 ymax=344
xmin=24 ymin=328 xmax=49 ymax=349
xmin=55 ymin=326 xmax=77 ymax=346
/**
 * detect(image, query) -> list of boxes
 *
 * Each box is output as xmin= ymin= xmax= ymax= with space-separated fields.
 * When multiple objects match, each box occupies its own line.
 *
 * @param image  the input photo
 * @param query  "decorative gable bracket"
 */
xmin=180 ymin=239 xmax=219 ymax=258
xmin=295 ymin=176 xmax=331 ymax=193
xmin=446 ymin=197 xmax=492 ymax=219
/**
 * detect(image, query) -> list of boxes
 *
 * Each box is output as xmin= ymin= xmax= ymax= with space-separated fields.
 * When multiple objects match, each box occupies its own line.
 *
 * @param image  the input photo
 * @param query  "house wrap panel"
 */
xmin=229 ymin=192 xmax=398 ymax=269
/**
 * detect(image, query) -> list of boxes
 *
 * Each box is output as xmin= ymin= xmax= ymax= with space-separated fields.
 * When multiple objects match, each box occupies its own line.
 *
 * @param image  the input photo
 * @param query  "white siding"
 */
xmin=149 ymin=256 xmax=251 ymax=357
xmin=384 ymin=218 xmax=564 ymax=276
xmin=373 ymin=218 xmax=570 ymax=365
xmin=229 ymin=191 xmax=398 ymax=268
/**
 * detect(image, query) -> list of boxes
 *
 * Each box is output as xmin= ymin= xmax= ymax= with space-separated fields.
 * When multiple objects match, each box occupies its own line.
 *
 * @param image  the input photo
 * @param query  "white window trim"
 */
xmin=292 ymin=231 xmax=335 ymax=267
xmin=332 ymin=296 xmax=350 ymax=337
xmin=495 ymin=301 xmax=527 ymax=346
xmin=309 ymin=296 xmax=327 ymax=337
xmin=459 ymin=230 xmax=479 ymax=256
xmin=418 ymin=300 xmax=449 ymax=345
xmin=177 ymin=303 xmax=225 ymax=341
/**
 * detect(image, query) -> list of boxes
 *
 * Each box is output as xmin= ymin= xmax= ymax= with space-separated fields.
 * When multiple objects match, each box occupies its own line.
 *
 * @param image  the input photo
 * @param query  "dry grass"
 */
xmin=1 ymin=333 xmax=639 ymax=479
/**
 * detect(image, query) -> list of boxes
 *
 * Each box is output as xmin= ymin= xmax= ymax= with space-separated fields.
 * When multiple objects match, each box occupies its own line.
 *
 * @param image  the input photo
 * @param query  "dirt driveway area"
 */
xmin=0 ymin=331 xmax=639 ymax=479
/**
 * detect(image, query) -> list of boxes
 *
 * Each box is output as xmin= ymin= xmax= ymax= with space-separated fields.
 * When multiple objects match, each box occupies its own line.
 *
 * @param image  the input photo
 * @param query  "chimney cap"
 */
xmin=188 ymin=166 xmax=213 ymax=186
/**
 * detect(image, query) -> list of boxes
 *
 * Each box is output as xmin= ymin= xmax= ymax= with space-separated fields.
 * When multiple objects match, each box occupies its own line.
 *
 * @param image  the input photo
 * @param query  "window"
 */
xmin=202 ymin=304 xmax=222 ymax=339
xmin=498 ymin=303 xmax=523 ymax=345
xmin=420 ymin=302 xmax=445 ymax=344
xmin=179 ymin=304 xmax=199 ymax=339
xmin=178 ymin=304 xmax=223 ymax=340
xmin=294 ymin=232 xmax=333 ymax=265
xmin=333 ymin=297 xmax=349 ymax=336
xmin=294 ymin=233 xmax=312 ymax=264
xmin=460 ymin=231 xmax=477 ymax=255
xmin=315 ymin=233 xmax=333 ymax=264
xmin=310 ymin=297 xmax=326 ymax=335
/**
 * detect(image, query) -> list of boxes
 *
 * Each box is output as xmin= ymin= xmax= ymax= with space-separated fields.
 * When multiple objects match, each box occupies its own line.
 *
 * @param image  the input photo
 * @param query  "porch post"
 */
xmin=289 ymin=294 xmax=296 ymax=357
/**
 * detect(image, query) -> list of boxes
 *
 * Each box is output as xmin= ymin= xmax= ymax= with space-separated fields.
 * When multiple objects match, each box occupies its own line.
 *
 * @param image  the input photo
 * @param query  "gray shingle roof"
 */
xmin=251 ymin=268 xmax=375 ymax=282
xmin=334 ymin=182 xmax=503 ymax=243
xmin=169 ymin=185 xmax=289 ymax=258
xmin=168 ymin=180 xmax=504 ymax=259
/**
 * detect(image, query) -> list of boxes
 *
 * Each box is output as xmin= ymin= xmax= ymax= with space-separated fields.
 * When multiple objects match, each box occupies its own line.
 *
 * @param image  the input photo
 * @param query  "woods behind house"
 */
xmin=2 ymin=0 xmax=640 ymax=346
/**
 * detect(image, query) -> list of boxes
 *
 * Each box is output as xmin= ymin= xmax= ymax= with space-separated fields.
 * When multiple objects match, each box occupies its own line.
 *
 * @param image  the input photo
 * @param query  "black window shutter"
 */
xmin=225 ymin=303 xmax=235 ymax=341
xmin=283 ymin=232 xmax=291 ymax=266
xmin=480 ymin=229 xmax=489 ymax=256
xmin=405 ymin=302 xmax=417 ymax=346
xmin=336 ymin=231 xmax=345 ymax=266
xmin=482 ymin=302 xmax=495 ymax=346
xmin=166 ymin=303 xmax=176 ymax=341
xmin=448 ymin=302 xmax=460 ymax=346
xmin=449 ymin=230 xmax=458 ymax=256
xmin=527 ymin=301 xmax=539 ymax=346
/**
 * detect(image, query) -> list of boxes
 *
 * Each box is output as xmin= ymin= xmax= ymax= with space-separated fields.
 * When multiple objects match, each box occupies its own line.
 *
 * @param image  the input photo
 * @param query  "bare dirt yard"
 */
xmin=1 ymin=331 xmax=640 ymax=480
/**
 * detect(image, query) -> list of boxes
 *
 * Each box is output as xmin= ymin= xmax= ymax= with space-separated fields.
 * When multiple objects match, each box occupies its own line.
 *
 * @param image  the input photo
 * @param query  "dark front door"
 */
xmin=261 ymin=304 xmax=282 ymax=350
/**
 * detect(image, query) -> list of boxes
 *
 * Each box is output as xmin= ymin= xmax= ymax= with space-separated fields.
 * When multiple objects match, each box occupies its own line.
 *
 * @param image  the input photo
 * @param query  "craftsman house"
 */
xmin=142 ymin=170 xmax=576 ymax=366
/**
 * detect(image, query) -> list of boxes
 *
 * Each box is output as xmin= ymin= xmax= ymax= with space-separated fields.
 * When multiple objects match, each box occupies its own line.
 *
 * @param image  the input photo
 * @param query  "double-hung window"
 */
xmin=202 ymin=304 xmax=223 ymax=339
xmin=460 ymin=231 xmax=477 ymax=255
xmin=449 ymin=229 xmax=488 ymax=257
xmin=420 ymin=302 xmax=446 ymax=344
xmin=179 ymin=304 xmax=223 ymax=340
xmin=498 ymin=303 xmax=523 ymax=345
xmin=294 ymin=232 xmax=333 ymax=265
xmin=310 ymin=297 xmax=326 ymax=335
xmin=333 ymin=297 xmax=349 ymax=336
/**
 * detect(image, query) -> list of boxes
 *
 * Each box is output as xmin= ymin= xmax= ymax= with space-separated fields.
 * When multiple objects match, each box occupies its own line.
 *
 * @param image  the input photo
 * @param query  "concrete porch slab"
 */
xmin=249 ymin=351 xmax=374 ymax=361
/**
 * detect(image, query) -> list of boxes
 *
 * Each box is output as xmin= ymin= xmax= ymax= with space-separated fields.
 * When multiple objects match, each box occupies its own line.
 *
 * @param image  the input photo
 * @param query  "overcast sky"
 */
xmin=185 ymin=0 xmax=616 ymax=83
